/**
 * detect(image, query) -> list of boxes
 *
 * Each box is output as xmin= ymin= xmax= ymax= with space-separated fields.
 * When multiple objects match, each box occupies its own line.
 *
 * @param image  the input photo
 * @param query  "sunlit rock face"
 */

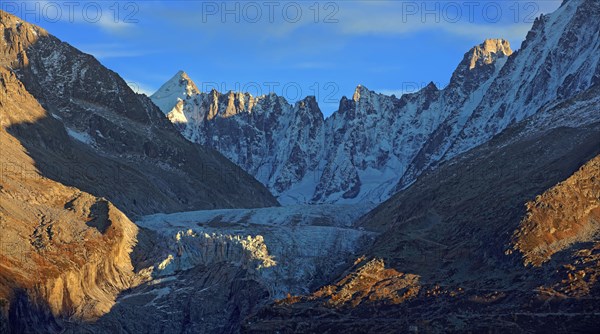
xmin=0 ymin=61 xmax=141 ymax=333
xmin=467 ymin=39 xmax=513 ymax=70
xmin=512 ymin=156 xmax=600 ymax=267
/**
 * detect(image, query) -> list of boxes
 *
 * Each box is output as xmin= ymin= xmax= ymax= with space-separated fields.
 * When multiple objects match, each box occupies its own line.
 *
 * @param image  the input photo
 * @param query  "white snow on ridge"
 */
xmin=150 ymin=0 xmax=599 ymax=206
xmin=66 ymin=127 xmax=95 ymax=146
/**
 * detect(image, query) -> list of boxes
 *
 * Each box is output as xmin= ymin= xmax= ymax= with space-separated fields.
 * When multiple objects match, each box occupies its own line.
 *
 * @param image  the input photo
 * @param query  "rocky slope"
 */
xmin=0 ymin=10 xmax=278 ymax=217
xmin=0 ymin=66 xmax=140 ymax=333
xmin=512 ymin=156 xmax=600 ymax=267
xmin=153 ymin=0 xmax=599 ymax=206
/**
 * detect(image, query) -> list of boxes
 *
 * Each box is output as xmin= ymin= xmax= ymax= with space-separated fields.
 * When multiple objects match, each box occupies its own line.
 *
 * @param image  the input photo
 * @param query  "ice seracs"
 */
xmin=136 ymin=204 xmax=376 ymax=297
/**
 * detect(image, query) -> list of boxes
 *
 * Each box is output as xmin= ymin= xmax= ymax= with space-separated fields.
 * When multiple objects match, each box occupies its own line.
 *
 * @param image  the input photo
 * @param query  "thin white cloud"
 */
xmin=96 ymin=15 xmax=137 ymax=35
xmin=6 ymin=1 xmax=138 ymax=35
xmin=78 ymin=43 xmax=152 ymax=59
xmin=332 ymin=0 xmax=561 ymax=44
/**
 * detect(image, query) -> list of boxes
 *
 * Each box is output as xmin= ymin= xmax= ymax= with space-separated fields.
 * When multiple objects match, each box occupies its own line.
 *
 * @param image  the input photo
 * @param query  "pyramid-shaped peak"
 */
xmin=424 ymin=81 xmax=438 ymax=91
xmin=173 ymin=70 xmax=199 ymax=93
xmin=150 ymin=71 xmax=201 ymax=115
xmin=152 ymin=70 xmax=200 ymax=100
xmin=175 ymin=70 xmax=194 ymax=82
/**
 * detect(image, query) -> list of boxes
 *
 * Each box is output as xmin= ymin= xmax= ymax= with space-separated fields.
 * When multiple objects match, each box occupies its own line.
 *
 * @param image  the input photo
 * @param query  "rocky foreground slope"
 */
xmin=0 ymin=66 xmax=140 ymax=333
xmin=152 ymin=0 xmax=599 ymax=206
xmin=0 ymin=9 xmax=276 ymax=333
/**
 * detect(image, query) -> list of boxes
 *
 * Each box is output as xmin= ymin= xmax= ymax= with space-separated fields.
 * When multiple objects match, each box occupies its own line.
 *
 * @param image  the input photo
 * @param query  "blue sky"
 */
xmin=4 ymin=0 xmax=562 ymax=115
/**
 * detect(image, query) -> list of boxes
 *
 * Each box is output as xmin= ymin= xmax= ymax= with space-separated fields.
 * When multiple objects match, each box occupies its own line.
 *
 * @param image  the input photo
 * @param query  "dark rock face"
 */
xmin=70 ymin=264 xmax=271 ymax=334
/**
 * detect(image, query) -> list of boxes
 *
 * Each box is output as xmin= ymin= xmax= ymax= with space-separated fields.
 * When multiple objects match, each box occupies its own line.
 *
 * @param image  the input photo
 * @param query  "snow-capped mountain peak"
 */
xmin=447 ymin=38 xmax=512 ymax=91
xmin=352 ymin=85 xmax=363 ymax=102
xmin=467 ymin=39 xmax=513 ymax=70
xmin=151 ymin=70 xmax=200 ymax=115
xmin=152 ymin=0 xmax=598 ymax=205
